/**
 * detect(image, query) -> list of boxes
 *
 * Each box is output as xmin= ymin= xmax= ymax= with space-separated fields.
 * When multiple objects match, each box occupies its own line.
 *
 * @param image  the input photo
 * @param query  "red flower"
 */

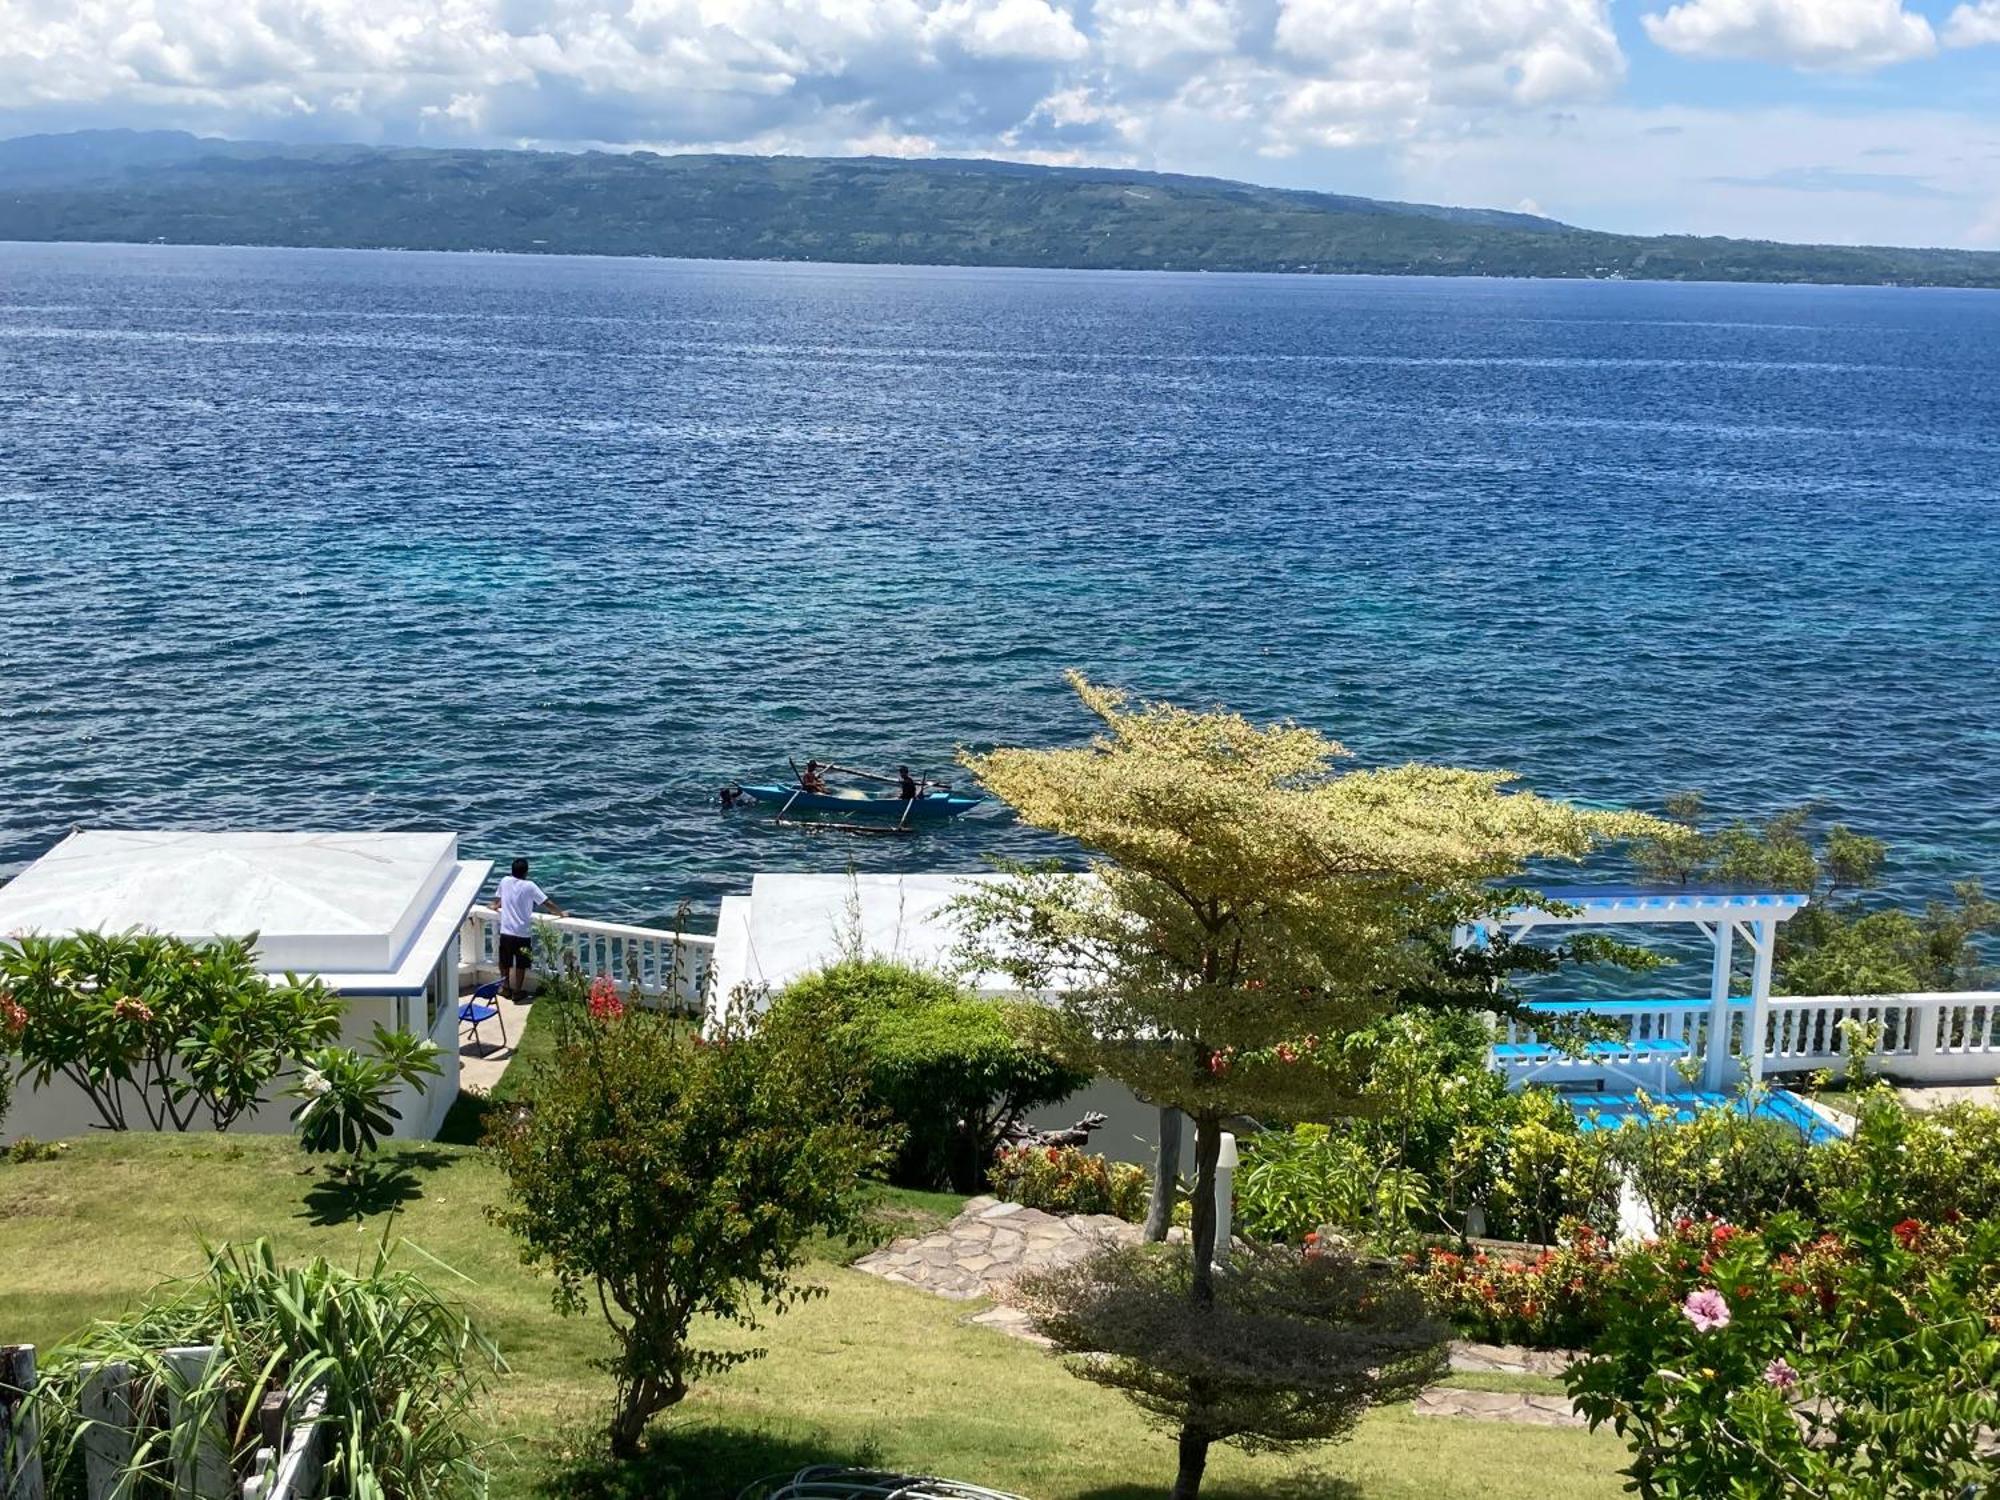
xmin=112 ymin=995 xmax=155 ymax=1024
xmin=0 ymin=992 xmax=25 ymax=1039
xmin=1891 ymin=1218 xmax=1924 ymax=1250
xmin=587 ymin=974 xmax=625 ymax=1022
xmin=1047 ymin=1147 xmax=1063 ymax=1162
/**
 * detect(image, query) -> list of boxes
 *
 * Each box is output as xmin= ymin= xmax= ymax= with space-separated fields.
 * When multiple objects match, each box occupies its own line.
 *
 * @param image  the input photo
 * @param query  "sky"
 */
xmin=4 ymin=0 xmax=2000 ymax=247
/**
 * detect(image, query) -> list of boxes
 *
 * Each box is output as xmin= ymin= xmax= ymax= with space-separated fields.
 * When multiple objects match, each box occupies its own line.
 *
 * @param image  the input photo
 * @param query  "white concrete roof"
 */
xmin=709 ymin=872 xmax=1038 ymax=1017
xmin=0 ymin=830 xmax=491 ymax=984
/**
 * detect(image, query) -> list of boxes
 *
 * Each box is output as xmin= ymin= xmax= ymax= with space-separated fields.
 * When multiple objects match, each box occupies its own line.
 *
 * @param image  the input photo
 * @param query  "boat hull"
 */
xmin=733 ymin=783 xmax=980 ymax=821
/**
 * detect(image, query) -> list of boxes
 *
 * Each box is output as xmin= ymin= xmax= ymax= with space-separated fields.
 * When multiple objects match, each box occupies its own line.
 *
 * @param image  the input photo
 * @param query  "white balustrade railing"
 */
xmin=1497 ymin=997 xmax=1743 ymax=1059
xmin=1493 ymin=991 xmax=2000 ymax=1088
xmin=1762 ymin=991 xmax=2000 ymax=1083
xmin=461 ymin=907 xmax=713 ymax=1012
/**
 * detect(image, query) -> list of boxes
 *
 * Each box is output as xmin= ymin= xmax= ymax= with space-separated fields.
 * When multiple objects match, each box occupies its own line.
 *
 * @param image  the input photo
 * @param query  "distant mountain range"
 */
xmin=4 ymin=128 xmax=1999 ymax=288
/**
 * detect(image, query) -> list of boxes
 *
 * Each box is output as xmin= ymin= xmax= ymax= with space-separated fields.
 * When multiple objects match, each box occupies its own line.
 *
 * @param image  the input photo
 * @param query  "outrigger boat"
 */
xmin=721 ymin=761 xmax=983 ymax=833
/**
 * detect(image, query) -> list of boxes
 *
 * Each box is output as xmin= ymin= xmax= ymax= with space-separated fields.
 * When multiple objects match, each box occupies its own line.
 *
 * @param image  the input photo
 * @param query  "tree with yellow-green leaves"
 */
xmin=958 ymin=673 xmax=1665 ymax=1500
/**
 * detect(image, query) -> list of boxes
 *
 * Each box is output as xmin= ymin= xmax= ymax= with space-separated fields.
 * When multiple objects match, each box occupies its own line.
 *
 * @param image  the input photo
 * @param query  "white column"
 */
xmin=1213 ymin=1132 xmax=1238 ymax=1268
xmin=1703 ymin=919 xmax=1736 ymax=1092
xmin=1746 ymin=918 xmax=1775 ymax=1088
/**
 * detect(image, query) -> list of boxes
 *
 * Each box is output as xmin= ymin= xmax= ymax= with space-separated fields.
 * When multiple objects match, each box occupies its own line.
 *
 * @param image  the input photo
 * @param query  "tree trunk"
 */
xmin=1170 ymin=1425 xmax=1210 ymax=1500
xmin=1188 ymin=1111 xmax=1222 ymax=1303
xmin=609 ymin=1373 xmax=659 ymax=1459
xmin=1143 ymin=1106 xmax=1181 ymax=1243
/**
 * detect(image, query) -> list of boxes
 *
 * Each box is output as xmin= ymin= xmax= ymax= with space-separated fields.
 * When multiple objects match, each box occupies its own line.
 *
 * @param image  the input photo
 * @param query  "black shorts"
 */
xmin=498 ymin=933 xmax=532 ymax=971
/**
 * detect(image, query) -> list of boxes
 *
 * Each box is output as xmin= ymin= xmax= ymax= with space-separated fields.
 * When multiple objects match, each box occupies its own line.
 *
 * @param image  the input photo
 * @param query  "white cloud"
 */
xmin=1944 ymin=1 xmax=2000 ymax=47
xmin=1093 ymin=0 xmax=1242 ymax=70
xmin=927 ymin=0 xmax=1090 ymax=61
xmin=1642 ymin=0 xmax=1937 ymax=72
xmin=1274 ymin=0 xmax=1624 ymax=108
xmin=0 ymin=0 xmax=1623 ymax=166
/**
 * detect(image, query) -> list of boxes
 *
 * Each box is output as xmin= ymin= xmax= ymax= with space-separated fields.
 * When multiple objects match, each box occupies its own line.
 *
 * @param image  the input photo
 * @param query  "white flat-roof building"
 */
xmin=710 ymin=871 xmax=1170 ymax=1166
xmin=0 ymin=830 xmax=489 ymax=1144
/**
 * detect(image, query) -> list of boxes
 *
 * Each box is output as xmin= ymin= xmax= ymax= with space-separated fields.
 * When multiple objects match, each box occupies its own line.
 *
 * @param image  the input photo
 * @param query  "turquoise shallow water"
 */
xmin=1 ymin=242 xmax=1995 ymax=926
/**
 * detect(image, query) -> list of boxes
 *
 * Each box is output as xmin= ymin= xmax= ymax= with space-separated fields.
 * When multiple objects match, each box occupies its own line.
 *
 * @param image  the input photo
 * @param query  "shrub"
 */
xmin=1015 ymin=1240 xmax=1447 ymax=1497
xmin=288 ymin=1025 xmax=442 ymax=1173
xmin=0 ymin=930 xmax=343 ymax=1132
xmin=1413 ymin=1222 xmax=1621 ymax=1349
xmin=1807 ymin=1084 xmax=2000 ymax=1229
xmin=991 ymin=1144 xmax=1150 ymax=1220
xmin=487 ymin=996 xmax=888 ymax=1456
xmin=766 ymin=960 xmax=1089 ymax=1192
xmin=1567 ymin=1213 xmax=2000 ymax=1498
xmin=1610 ymin=1096 xmax=1820 ymax=1231
xmin=22 ymin=1237 xmax=497 ymax=1499
xmin=1482 ymin=1093 xmax=1622 ymax=1245
xmin=1234 ymin=1125 xmax=1431 ymax=1247
xmin=1231 ymin=1084 xmax=1618 ymax=1251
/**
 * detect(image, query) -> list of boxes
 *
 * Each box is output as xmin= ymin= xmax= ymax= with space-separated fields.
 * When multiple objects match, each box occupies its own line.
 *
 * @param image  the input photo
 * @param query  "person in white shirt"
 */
xmin=490 ymin=857 xmax=566 ymax=1001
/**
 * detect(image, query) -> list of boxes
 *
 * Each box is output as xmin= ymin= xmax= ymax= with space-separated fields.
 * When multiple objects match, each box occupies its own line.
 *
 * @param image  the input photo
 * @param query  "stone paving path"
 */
xmin=855 ymin=1198 xmax=1589 ymax=1427
xmin=853 ymin=1195 xmax=1142 ymax=1302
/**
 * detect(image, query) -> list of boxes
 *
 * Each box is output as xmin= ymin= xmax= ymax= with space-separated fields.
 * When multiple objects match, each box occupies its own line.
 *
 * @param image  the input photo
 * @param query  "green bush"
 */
xmin=1228 ymin=1041 xmax=1619 ymax=1251
xmin=1807 ymin=1084 xmax=2000 ymax=1228
xmin=486 ymin=995 xmax=888 ymax=1456
xmin=1567 ymin=1214 xmax=2000 ymax=1498
xmin=766 ymin=960 xmax=1089 ymax=1192
xmin=990 ymin=1144 xmax=1150 ymax=1220
xmin=1234 ymin=1125 xmax=1431 ymax=1246
xmin=1609 ymin=1097 xmax=1820 ymax=1232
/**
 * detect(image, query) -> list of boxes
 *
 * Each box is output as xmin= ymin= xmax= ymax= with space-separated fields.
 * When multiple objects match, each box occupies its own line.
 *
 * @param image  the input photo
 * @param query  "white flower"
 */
xmin=299 ymin=1068 xmax=331 ymax=1097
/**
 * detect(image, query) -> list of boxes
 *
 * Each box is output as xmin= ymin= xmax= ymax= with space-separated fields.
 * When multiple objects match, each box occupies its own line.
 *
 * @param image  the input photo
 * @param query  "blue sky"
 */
xmin=4 ymin=0 xmax=2000 ymax=247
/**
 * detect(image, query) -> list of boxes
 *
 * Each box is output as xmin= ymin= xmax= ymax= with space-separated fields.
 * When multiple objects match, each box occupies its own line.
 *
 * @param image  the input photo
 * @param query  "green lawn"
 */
xmin=0 ymin=1131 xmax=1632 ymax=1500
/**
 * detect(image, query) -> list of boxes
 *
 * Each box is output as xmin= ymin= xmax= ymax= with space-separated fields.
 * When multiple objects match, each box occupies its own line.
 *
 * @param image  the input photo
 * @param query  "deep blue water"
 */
xmin=1 ymin=242 xmax=1995 ymax=926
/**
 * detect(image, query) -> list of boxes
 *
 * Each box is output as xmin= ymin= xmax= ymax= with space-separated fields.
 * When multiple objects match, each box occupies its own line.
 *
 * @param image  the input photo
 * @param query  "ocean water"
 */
xmin=1 ymin=241 xmax=1995 ymax=927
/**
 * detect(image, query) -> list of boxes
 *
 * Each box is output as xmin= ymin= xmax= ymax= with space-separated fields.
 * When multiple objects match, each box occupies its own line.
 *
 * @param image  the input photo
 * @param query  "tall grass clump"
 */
xmin=22 ymin=1237 xmax=499 ymax=1499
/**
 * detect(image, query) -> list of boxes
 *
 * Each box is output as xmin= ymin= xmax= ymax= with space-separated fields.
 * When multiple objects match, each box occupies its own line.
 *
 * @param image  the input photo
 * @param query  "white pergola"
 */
xmin=1466 ymin=886 xmax=1812 ymax=1091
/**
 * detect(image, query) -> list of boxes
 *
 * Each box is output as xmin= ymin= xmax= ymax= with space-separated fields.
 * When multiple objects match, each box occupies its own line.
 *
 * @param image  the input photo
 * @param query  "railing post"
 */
xmin=80 ymin=1359 xmax=137 ymax=1500
xmin=1912 ymin=999 xmax=1943 ymax=1071
xmin=1 ymin=1345 xmax=43 ymax=1500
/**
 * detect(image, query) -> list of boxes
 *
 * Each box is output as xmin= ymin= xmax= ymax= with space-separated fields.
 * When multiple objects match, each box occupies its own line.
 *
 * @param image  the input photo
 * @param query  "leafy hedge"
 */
xmin=766 ymin=960 xmax=1090 ymax=1192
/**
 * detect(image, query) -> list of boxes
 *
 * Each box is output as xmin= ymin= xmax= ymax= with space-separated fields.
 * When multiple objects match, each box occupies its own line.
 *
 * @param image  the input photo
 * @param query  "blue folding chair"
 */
xmin=460 ymin=980 xmax=508 ymax=1050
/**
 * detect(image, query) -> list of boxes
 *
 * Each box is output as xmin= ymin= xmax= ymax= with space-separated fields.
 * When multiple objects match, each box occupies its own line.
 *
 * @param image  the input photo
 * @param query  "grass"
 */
xmin=0 ymin=1127 xmax=1631 ymax=1500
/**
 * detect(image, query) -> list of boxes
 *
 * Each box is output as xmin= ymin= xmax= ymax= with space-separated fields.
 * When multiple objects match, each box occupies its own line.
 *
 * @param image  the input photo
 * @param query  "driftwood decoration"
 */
xmin=996 ymin=1110 xmax=1109 ymax=1152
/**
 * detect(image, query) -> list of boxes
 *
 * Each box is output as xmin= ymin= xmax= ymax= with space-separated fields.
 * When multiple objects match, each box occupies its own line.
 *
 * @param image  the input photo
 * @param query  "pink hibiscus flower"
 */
xmin=1681 ymin=1287 xmax=1731 ymax=1333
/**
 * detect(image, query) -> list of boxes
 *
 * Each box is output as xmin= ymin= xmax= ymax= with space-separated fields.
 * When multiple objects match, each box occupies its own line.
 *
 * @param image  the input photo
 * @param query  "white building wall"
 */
xmin=1 ymin=989 xmax=455 ymax=1147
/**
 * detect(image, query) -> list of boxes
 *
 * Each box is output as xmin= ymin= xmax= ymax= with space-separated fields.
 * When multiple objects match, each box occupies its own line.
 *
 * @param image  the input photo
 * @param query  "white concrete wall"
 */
xmin=1 ymin=989 xmax=455 ymax=1146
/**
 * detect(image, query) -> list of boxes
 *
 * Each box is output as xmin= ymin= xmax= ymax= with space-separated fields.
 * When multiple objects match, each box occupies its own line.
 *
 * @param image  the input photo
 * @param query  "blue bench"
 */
xmin=1493 ymin=1038 xmax=1691 ymax=1064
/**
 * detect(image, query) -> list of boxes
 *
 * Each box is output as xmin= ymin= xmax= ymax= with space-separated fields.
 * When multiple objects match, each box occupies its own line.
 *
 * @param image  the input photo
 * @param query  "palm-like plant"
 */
xmin=25 ymin=1237 xmax=500 ymax=1499
xmin=290 ymin=1026 xmax=441 ymax=1177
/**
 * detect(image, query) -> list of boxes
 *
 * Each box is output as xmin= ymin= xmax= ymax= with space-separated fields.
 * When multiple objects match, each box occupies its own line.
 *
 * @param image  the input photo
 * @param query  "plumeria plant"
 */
xmin=289 ymin=1025 xmax=441 ymax=1178
xmin=0 ymin=931 xmax=343 ymax=1132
